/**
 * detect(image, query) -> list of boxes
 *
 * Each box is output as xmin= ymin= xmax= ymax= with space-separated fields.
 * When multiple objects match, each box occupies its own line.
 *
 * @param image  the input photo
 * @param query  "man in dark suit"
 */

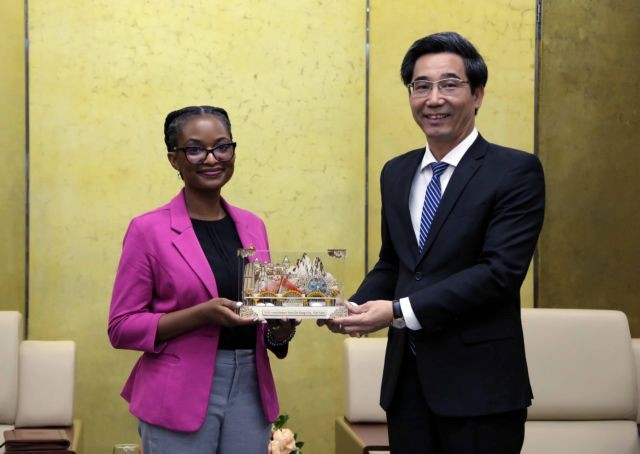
xmin=324 ymin=32 xmax=545 ymax=453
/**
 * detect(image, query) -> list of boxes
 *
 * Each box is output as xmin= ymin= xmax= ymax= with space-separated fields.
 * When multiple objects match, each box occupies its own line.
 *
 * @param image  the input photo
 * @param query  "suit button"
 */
xmin=415 ymin=272 xmax=423 ymax=281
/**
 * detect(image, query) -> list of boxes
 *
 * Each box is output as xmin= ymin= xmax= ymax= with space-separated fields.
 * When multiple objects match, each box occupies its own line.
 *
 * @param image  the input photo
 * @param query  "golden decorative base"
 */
xmin=239 ymin=305 xmax=348 ymax=319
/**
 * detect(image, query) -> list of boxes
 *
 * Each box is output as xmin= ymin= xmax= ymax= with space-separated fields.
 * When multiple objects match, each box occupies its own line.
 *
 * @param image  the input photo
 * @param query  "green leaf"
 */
xmin=273 ymin=414 xmax=289 ymax=430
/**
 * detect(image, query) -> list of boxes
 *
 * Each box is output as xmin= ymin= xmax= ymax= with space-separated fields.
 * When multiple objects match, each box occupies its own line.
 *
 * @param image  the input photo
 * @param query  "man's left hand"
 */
xmin=329 ymin=300 xmax=394 ymax=336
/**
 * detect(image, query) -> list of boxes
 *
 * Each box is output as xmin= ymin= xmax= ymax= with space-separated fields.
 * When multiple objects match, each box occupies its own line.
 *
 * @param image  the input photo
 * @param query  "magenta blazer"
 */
xmin=108 ymin=190 xmax=278 ymax=432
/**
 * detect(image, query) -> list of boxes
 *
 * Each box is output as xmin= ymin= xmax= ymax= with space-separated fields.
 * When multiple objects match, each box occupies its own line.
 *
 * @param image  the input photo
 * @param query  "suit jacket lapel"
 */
xmin=389 ymin=149 xmax=424 ymax=268
xmin=169 ymin=191 xmax=219 ymax=297
xmin=418 ymin=135 xmax=488 ymax=260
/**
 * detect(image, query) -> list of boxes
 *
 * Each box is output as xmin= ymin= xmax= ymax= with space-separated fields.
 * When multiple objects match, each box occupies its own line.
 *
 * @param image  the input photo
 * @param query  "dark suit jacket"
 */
xmin=351 ymin=134 xmax=545 ymax=417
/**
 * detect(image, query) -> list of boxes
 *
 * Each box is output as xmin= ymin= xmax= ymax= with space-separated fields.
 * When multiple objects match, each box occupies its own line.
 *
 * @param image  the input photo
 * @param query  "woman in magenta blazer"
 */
xmin=108 ymin=106 xmax=296 ymax=453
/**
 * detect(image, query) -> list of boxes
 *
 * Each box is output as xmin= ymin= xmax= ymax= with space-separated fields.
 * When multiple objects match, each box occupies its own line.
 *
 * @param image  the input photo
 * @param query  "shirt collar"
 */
xmin=420 ymin=128 xmax=478 ymax=171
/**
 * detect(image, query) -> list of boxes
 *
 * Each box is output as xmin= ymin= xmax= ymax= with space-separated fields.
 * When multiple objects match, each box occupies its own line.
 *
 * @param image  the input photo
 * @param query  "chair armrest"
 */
xmin=0 ymin=311 xmax=22 ymax=424
xmin=15 ymin=340 xmax=76 ymax=427
xmin=344 ymin=338 xmax=387 ymax=423
xmin=632 ymin=339 xmax=640 ymax=424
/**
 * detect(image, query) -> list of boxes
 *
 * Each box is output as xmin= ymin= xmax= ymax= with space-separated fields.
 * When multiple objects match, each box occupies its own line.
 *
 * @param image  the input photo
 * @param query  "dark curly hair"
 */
xmin=400 ymin=32 xmax=488 ymax=94
xmin=163 ymin=106 xmax=232 ymax=151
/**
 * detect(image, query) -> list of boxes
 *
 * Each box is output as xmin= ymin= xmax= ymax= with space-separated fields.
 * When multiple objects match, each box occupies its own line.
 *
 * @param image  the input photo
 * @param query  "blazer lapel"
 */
xmin=418 ymin=135 xmax=488 ymax=260
xmin=224 ymin=201 xmax=258 ymax=249
xmin=169 ymin=191 xmax=219 ymax=297
xmin=223 ymin=199 xmax=270 ymax=263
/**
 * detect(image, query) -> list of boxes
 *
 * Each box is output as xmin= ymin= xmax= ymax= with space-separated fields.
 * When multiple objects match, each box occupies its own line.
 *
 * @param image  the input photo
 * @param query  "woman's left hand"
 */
xmin=266 ymin=319 xmax=299 ymax=343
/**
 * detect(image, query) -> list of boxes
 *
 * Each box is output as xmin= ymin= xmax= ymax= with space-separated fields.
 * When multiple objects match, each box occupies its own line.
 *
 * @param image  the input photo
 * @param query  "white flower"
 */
xmin=268 ymin=439 xmax=284 ymax=454
xmin=270 ymin=428 xmax=297 ymax=454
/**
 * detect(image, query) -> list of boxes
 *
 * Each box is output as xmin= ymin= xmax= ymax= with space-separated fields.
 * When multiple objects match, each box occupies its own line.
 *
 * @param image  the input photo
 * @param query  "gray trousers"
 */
xmin=139 ymin=349 xmax=271 ymax=453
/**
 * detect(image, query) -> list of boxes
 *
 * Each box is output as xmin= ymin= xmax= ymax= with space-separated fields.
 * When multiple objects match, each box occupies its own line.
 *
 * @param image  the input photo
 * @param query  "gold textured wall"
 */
xmin=14 ymin=0 xmax=640 ymax=448
xmin=0 ymin=0 xmax=25 ymax=315
xmin=28 ymin=1 xmax=364 ymax=452
xmin=22 ymin=1 xmax=542 ymax=452
xmin=368 ymin=0 xmax=538 ymax=307
xmin=536 ymin=1 xmax=640 ymax=332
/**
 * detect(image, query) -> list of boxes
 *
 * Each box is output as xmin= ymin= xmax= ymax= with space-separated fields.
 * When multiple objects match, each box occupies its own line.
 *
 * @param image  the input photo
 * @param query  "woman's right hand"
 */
xmin=199 ymin=298 xmax=255 ymax=327
xmin=156 ymin=298 xmax=255 ymax=342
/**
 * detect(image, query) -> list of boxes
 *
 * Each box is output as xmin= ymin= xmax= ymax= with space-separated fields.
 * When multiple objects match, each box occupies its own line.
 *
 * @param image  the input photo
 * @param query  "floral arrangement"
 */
xmin=268 ymin=414 xmax=304 ymax=454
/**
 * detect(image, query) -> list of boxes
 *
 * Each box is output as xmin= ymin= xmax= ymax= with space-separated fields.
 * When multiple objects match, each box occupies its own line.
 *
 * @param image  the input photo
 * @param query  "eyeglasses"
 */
xmin=407 ymin=78 xmax=470 ymax=98
xmin=172 ymin=142 xmax=237 ymax=164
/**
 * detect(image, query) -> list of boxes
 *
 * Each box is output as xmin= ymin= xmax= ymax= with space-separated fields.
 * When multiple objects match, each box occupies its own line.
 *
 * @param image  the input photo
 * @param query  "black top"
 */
xmin=191 ymin=216 xmax=257 ymax=350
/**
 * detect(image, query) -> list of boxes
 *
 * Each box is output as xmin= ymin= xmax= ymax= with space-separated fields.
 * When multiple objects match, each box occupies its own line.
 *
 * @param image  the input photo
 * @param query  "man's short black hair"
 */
xmin=400 ymin=31 xmax=488 ymax=94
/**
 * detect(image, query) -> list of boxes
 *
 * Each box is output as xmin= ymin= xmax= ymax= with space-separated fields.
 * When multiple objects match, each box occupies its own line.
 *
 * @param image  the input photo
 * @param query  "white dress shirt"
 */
xmin=399 ymin=129 xmax=479 ymax=330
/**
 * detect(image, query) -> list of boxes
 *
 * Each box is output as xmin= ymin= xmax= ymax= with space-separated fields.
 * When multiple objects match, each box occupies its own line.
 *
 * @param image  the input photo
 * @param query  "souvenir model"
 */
xmin=237 ymin=249 xmax=348 ymax=319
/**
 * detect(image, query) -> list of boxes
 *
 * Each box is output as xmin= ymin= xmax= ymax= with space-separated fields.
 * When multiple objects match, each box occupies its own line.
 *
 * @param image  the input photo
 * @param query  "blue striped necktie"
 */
xmin=418 ymin=161 xmax=449 ymax=251
xmin=409 ymin=161 xmax=448 ymax=355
